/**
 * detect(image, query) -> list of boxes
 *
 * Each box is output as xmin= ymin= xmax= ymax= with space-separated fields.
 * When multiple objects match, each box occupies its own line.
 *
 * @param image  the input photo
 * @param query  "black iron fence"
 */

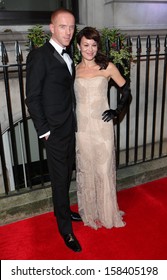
xmin=115 ymin=34 xmax=167 ymax=167
xmin=0 ymin=34 xmax=167 ymax=195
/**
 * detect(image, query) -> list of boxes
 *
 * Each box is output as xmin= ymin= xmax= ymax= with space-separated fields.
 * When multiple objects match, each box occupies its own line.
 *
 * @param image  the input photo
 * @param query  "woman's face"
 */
xmin=78 ymin=36 xmax=98 ymax=60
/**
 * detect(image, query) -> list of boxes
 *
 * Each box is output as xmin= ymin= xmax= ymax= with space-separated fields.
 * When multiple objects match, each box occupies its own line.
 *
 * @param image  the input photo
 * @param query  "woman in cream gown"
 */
xmin=74 ymin=27 xmax=129 ymax=230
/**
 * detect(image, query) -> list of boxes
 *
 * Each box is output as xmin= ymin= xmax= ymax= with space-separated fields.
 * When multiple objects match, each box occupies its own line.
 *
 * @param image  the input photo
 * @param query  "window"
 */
xmin=0 ymin=0 xmax=79 ymax=25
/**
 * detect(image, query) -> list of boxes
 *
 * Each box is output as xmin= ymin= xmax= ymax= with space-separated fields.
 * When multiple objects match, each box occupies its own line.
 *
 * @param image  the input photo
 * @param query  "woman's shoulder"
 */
xmin=105 ymin=62 xmax=121 ymax=75
xmin=106 ymin=61 xmax=116 ymax=70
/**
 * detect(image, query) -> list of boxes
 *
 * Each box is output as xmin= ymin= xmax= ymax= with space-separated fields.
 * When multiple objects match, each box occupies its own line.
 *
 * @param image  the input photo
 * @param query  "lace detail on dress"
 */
xmin=74 ymin=76 xmax=125 ymax=229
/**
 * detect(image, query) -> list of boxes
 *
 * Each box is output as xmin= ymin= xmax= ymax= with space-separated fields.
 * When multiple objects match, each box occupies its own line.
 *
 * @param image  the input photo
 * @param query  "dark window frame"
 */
xmin=0 ymin=1 xmax=79 ymax=25
xmin=0 ymin=11 xmax=52 ymax=25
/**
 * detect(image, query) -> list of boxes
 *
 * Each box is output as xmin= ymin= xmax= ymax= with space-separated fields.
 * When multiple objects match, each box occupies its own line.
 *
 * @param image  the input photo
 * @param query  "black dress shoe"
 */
xmin=71 ymin=211 xmax=82 ymax=222
xmin=63 ymin=233 xmax=82 ymax=252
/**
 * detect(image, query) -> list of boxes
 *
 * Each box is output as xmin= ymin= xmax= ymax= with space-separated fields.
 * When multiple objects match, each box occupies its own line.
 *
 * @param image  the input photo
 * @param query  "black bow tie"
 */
xmin=61 ymin=49 xmax=69 ymax=55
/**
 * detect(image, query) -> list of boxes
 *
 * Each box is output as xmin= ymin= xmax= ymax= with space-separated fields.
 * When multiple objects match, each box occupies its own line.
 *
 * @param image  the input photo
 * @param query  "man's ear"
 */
xmin=49 ymin=23 xmax=54 ymax=34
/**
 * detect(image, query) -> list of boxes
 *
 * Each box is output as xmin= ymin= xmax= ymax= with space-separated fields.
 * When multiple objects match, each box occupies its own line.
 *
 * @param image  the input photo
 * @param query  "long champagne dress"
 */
xmin=74 ymin=76 xmax=125 ymax=229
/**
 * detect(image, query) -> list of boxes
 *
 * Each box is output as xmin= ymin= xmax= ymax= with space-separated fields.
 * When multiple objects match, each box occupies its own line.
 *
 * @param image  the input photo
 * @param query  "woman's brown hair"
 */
xmin=76 ymin=26 xmax=109 ymax=69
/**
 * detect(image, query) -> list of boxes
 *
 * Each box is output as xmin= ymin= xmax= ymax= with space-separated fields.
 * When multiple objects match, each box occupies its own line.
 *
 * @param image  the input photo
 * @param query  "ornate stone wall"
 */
xmin=78 ymin=0 xmax=167 ymax=36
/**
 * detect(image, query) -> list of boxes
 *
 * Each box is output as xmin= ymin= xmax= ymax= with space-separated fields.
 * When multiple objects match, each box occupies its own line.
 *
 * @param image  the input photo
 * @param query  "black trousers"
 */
xmin=44 ymin=129 xmax=75 ymax=236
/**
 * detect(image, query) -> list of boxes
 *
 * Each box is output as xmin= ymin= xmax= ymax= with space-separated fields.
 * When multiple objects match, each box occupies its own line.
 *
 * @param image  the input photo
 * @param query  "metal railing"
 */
xmin=115 ymin=34 xmax=167 ymax=167
xmin=0 ymin=34 xmax=167 ymax=195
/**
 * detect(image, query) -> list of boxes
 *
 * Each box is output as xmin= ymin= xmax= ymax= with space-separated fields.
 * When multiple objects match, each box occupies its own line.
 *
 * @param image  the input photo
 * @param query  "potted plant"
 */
xmin=26 ymin=24 xmax=50 ymax=49
xmin=100 ymin=27 xmax=133 ymax=77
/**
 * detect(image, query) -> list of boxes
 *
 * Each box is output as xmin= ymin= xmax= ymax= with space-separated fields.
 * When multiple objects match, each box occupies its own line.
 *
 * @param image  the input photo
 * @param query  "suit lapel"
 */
xmin=53 ymin=50 xmax=65 ymax=65
xmin=46 ymin=41 xmax=67 ymax=67
xmin=46 ymin=41 xmax=74 ymax=77
xmin=71 ymin=61 xmax=75 ymax=80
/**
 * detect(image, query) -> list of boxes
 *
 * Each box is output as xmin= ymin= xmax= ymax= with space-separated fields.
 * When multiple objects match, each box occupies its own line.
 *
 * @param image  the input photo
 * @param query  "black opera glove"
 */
xmin=102 ymin=109 xmax=118 ymax=122
xmin=102 ymin=81 xmax=130 ymax=122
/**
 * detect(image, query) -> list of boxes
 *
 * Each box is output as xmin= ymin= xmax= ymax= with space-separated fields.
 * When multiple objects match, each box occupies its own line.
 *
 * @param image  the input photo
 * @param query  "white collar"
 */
xmin=49 ymin=38 xmax=64 ymax=55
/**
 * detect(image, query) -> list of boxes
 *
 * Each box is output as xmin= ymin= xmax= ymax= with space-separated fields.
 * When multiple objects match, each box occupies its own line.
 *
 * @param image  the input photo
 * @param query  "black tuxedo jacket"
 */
xmin=25 ymin=40 xmax=76 ymax=138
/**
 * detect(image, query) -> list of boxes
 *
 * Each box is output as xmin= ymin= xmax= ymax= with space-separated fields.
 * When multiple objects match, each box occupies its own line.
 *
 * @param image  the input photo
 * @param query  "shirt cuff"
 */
xmin=39 ymin=131 xmax=50 ymax=138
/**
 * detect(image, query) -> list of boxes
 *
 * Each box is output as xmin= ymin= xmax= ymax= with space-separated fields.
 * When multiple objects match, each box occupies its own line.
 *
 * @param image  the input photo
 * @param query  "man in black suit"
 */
xmin=25 ymin=8 xmax=82 ymax=252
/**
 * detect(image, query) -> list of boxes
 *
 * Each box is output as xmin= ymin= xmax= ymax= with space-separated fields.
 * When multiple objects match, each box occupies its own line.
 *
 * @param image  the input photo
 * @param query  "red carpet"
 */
xmin=1 ymin=177 xmax=167 ymax=260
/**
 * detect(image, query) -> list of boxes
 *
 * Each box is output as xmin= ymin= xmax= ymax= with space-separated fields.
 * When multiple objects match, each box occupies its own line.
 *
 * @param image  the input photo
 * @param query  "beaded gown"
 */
xmin=74 ymin=76 xmax=125 ymax=229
